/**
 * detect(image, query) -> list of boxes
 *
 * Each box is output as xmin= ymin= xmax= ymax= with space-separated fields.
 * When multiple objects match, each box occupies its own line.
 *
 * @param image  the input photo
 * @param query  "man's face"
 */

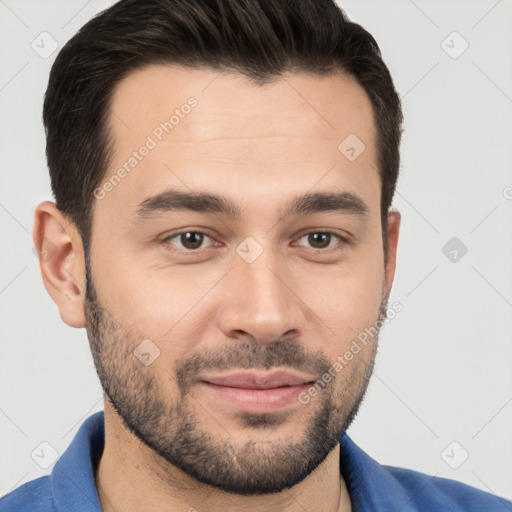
xmin=84 ymin=65 xmax=397 ymax=494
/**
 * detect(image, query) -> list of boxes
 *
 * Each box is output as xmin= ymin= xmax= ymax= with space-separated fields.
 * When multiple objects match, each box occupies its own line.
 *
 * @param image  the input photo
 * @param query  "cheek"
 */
xmin=95 ymin=257 xmax=225 ymax=355
xmin=317 ymin=264 xmax=382 ymax=299
xmin=305 ymin=250 xmax=385 ymax=336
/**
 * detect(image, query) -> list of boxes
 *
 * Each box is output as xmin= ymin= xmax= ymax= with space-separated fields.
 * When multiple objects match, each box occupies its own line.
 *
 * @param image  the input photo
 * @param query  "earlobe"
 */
xmin=33 ymin=201 xmax=87 ymax=328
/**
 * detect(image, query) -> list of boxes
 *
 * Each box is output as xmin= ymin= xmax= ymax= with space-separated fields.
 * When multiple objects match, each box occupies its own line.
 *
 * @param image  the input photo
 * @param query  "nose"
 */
xmin=216 ymin=248 xmax=306 ymax=345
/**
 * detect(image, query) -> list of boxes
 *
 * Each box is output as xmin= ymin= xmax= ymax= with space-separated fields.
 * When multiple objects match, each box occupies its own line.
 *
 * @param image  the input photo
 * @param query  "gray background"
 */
xmin=1 ymin=0 xmax=511 ymax=502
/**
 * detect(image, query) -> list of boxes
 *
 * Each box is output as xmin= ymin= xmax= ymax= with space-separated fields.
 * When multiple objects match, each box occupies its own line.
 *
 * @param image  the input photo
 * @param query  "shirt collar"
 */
xmin=340 ymin=431 xmax=417 ymax=511
xmin=51 ymin=412 xmax=104 ymax=511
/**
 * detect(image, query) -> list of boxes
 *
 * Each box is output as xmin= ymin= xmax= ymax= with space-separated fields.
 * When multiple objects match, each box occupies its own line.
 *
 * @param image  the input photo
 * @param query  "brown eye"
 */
xmin=164 ymin=231 xmax=213 ymax=251
xmin=297 ymin=232 xmax=342 ymax=249
xmin=180 ymin=232 xmax=204 ymax=249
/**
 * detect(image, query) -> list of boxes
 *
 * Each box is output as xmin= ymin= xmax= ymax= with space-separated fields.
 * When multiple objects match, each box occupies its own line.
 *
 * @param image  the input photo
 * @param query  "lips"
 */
xmin=200 ymin=370 xmax=316 ymax=389
xmin=197 ymin=370 xmax=317 ymax=414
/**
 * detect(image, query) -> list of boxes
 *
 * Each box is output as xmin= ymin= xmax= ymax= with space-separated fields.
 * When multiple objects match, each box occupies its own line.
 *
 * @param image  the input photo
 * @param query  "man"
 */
xmin=1 ymin=0 xmax=510 ymax=511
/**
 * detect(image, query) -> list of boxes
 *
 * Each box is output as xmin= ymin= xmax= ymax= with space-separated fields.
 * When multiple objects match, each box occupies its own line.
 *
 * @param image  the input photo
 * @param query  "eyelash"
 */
xmin=160 ymin=229 xmax=349 ymax=253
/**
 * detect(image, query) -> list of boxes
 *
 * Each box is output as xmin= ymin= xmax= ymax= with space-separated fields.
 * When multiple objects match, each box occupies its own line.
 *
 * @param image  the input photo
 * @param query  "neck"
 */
xmin=95 ymin=402 xmax=352 ymax=512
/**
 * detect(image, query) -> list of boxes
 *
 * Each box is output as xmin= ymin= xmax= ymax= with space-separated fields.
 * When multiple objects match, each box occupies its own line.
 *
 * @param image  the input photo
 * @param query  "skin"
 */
xmin=33 ymin=65 xmax=400 ymax=512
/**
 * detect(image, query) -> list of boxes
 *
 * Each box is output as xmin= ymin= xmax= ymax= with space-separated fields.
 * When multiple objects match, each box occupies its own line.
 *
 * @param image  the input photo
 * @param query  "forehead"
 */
xmin=98 ymin=64 xmax=379 ymax=222
xmin=108 ymin=64 xmax=376 ymax=147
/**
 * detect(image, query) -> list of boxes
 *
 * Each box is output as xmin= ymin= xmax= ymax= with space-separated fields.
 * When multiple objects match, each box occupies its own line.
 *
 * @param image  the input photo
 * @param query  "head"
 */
xmin=35 ymin=0 xmax=402 ymax=496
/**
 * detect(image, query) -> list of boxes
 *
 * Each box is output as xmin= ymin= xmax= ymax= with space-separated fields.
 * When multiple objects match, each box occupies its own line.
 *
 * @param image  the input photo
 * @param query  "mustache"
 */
xmin=175 ymin=339 xmax=332 ymax=393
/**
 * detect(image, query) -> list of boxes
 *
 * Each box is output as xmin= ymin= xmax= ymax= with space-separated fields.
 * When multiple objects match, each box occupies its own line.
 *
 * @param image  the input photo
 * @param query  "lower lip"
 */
xmin=199 ymin=382 xmax=312 ymax=414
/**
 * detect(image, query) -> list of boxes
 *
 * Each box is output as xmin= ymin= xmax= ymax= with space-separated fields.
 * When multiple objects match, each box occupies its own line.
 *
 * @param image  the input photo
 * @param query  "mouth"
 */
xmin=197 ymin=370 xmax=316 ymax=414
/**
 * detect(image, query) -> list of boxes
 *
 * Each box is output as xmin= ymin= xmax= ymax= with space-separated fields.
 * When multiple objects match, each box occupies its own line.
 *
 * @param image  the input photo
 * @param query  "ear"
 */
xmin=33 ymin=201 xmax=87 ymax=328
xmin=383 ymin=208 xmax=401 ymax=298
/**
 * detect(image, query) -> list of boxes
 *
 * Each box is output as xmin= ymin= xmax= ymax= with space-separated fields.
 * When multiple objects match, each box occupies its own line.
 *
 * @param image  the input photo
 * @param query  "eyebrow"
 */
xmin=133 ymin=189 xmax=369 ymax=221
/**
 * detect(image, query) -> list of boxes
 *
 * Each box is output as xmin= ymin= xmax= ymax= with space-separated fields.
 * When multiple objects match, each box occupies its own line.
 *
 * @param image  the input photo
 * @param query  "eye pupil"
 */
xmin=308 ymin=233 xmax=330 ymax=248
xmin=181 ymin=232 xmax=203 ymax=249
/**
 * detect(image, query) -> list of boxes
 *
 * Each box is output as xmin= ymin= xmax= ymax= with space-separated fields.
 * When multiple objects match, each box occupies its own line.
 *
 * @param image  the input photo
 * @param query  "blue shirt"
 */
xmin=1 ymin=411 xmax=510 ymax=511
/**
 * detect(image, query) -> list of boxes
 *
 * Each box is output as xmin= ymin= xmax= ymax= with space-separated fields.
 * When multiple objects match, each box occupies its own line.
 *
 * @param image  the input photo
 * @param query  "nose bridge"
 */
xmin=218 ymin=241 xmax=303 ymax=343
